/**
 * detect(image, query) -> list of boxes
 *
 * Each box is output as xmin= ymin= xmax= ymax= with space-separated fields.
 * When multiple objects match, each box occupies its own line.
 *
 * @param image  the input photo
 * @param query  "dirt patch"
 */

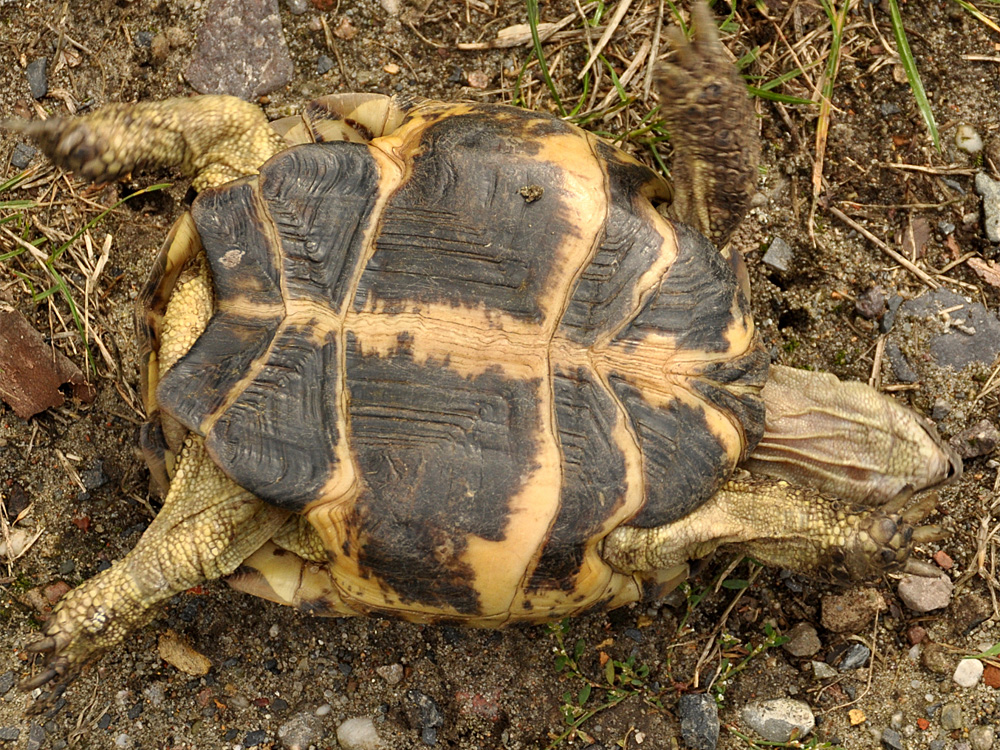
xmin=1 ymin=1 xmax=999 ymax=748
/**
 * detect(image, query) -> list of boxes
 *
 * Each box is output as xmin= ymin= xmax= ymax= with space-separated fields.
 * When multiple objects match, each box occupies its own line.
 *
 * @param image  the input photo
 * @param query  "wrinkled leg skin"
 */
xmin=21 ymin=438 xmax=289 ymax=702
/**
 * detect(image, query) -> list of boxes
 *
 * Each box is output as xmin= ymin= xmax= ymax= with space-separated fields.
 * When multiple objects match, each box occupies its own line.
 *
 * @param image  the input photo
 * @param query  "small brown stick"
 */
xmin=828 ymin=206 xmax=939 ymax=290
xmin=642 ymin=0 xmax=663 ymax=100
xmin=577 ymin=0 xmax=634 ymax=79
xmin=594 ymin=39 xmax=650 ymax=112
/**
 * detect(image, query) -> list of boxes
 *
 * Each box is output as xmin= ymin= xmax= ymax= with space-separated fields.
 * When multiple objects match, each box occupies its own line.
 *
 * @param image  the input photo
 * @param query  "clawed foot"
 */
xmin=19 ymin=563 xmax=152 ymax=706
xmin=831 ymin=489 xmax=946 ymax=582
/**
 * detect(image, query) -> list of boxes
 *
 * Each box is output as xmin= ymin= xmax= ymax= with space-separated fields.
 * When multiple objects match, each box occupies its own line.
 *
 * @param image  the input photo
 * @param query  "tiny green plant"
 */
xmin=545 ymin=620 xmax=664 ymax=748
xmin=709 ymin=622 xmax=789 ymax=703
xmin=0 ymin=176 xmax=169 ymax=375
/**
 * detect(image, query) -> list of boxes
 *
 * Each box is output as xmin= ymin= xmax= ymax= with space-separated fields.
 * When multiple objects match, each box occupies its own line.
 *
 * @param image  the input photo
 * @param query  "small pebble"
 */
xmin=114 ymin=735 xmax=133 ymax=749
xmin=0 ymin=671 xmax=14 ymax=696
xmin=336 ymin=717 xmax=385 ymax=750
xmin=882 ymin=727 xmax=904 ymax=750
xmin=26 ymin=57 xmax=47 ymax=99
xmin=953 ymin=658 xmax=984 ymax=688
xmin=286 ymin=0 xmax=309 ymax=13
xmin=855 ymin=286 xmax=886 ymax=320
xmin=0 ymin=727 xmax=20 ymax=742
xmin=277 ymin=711 xmax=325 ymax=750
xmin=783 ymin=622 xmax=821 ymax=657
xmin=921 ymin=643 xmax=954 ymax=675
xmin=811 ymin=661 xmax=838 ymax=680
xmin=971 ymin=725 xmax=995 ymax=750
xmin=244 ymin=729 xmax=269 ymax=747
xmin=26 ymin=724 xmax=44 ymax=750
xmin=741 ymin=698 xmax=815 ymax=743
xmin=837 ymin=643 xmax=871 ymax=671
xmin=950 ymin=419 xmax=1000 ymax=459
xmin=941 ymin=702 xmax=963 ymax=731
xmin=975 ymin=172 xmax=1000 ymax=243
xmin=11 ymin=142 xmax=36 ymax=170
xmin=897 ymin=574 xmax=953 ymax=612
xmin=678 ymin=694 xmax=719 ymax=750
xmin=376 ymin=663 xmax=404 ymax=686
xmin=762 ymin=237 xmax=793 ymax=274
xmin=135 ymin=30 xmax=154 ymax=47
xmin=317 ymin=55 xmax=333 ymax=75
xmin=821 ymin=588 xmax=885 ymax=633
xmin=956 ymin=124 xmax=984 ymax=155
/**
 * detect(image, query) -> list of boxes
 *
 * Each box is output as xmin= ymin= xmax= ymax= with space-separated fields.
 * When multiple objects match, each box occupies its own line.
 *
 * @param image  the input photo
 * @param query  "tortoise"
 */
xmin=6 ymin=3 xmax=959 ymax=693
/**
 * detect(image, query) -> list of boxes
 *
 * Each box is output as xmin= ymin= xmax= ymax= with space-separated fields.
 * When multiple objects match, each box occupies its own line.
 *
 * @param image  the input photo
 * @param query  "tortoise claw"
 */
xmin=903 ymin=559 xmax=946 ymax=578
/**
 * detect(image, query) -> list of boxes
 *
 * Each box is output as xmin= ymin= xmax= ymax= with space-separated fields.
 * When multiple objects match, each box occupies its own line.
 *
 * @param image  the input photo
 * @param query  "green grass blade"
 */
xmin=525 ymin=0 xmax=566 ymax=116
xmin=888 ymin=0 xmax=940 ymax=149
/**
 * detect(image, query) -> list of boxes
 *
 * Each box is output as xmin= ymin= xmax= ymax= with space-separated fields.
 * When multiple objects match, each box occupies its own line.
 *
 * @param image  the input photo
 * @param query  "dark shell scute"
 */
xmin=158 ymin=314 xmax=279 ymax=434
xmin=527 ymin=366 xmax=627 ymax=592
xmin=260 ymin=143 xmax=380 ymax=313
xmin=345 ymin=332 xmax=542 ymax=612
xmin=205 ymin=325 xmax=340 ymax=511
xmin=615 ymin=221 xmax=739 ymax=351
xmin=610 ymin=376 xmax=731 ymax=528
xmin=193 ymin=180 xmax=283 ymax=308
xmin=559 ymin=154 xmax=666 ymax=345
xmin=352 ymin=110 xmax=578 ymax=320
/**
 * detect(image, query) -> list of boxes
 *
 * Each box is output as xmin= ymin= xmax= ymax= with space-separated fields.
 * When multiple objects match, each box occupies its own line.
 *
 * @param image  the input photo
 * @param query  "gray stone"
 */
xmin=376 ymin=663 xmax=404 ymax=686
xmin=26 ymin=57 xmax=47 ymax=99
xmin=885 ymin=341 xmax=918 ymax=383
xmin=940 ymin=702 xmax=963 ymax=731
xmin=0 ymin=670 xmax=14 ymax=696
xmin=953 ymin=658 xmax=984 ymax=688
xmin=678 ymin=693 xmax=720 ymax=750
xmin=837 ymin=643 xmax=871 ymax=671
xmin=971 ymin=725 xmax=995 ymax=750
xmin=897 ymin=574 xmax=953 ymax=613
xmin=10 ymin=142 xmax=36 ymax=169
xmin=317 ymin=55 xmax=333 ymax=75
xmin=811 ymin=661 xmax=838 ymax=680
xmin=185 ymin=0 xmax=293 ymax=100
xmin=976 ymin=172 xmax=1000 ymax=242
xmin=286 ymin=0 xmax=310 ymax=13
xmin=135 ymin=30 xmax=154 ymax=47
xmin=782 ymin=622 xmax=821 ymax=657
xmin=336 ymin=717 xmax=385 ymax=750
xmin=762 ymin=237 xmax=794 ymax=273
xmin=741 ymin=698 xmax=815 ymax=743
xmin=882 ymin=727 xmax=904 ymax=750
xmin=278 ymin=711 xmax=325 ymax=750
xmin=950 ymin=419 xmax=1000 ymax=459
xmin=896 ymin=289 xmax=1000 ymax=373
xmin=0 ymin=727 xmax=20 ymax=742
xmin=26 ymin=724 xmax=44 ymax=750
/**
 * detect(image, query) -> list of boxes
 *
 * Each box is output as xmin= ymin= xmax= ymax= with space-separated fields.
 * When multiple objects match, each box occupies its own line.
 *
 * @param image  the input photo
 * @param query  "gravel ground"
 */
xmin=2 ymin=1 xmax=1000 ymax=748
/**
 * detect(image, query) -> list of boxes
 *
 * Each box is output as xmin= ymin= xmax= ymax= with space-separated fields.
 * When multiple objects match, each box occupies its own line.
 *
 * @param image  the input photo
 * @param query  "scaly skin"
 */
xmin=22 ymin=437 xmax=288 ymax=696
xmin=603 ymin=477 xmax=944 ymax=584
xmin=2 ymin=96 xmax=285 ymax=191
xmin=657 ymin=0 xmax=760 ymax=247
